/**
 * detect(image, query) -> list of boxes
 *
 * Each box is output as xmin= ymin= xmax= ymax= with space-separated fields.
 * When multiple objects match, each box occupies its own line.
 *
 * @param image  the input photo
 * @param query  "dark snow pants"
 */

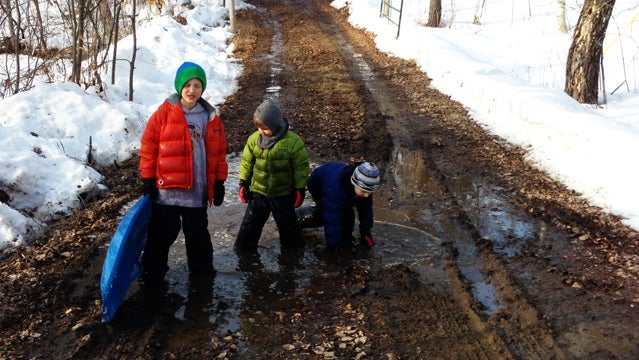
xmin=234 ymin=193 xmax=303 ymax=252
xmin=142 ymin=203 xmax=213 ymax=281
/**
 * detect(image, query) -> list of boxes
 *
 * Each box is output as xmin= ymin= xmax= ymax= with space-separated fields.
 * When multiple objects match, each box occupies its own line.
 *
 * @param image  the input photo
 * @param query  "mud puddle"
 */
xmin=111 ymin=142 xmax=565 ymax=355
xmin=114 ymin=156 xmax=450 ymax=354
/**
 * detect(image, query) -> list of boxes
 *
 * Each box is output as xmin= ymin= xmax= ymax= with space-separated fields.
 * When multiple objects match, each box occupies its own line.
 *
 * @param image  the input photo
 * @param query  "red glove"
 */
xmin=362 ymin=235 xmax=374 ymax=247
xmin=294 ymin=188 xmax=305 ymax=208
xmin=239 ymin=180 xmax=252 ymax=203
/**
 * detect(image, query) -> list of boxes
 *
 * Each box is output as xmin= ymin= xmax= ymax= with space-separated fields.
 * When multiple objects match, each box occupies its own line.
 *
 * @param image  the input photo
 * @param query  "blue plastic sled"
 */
xmin=100 ymin=194 xmax=152 ymax=323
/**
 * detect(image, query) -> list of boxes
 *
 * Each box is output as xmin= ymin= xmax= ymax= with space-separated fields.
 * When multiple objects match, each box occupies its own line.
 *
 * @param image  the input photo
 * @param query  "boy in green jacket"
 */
xmin=234 ymin=99 xmax=310 ymax=252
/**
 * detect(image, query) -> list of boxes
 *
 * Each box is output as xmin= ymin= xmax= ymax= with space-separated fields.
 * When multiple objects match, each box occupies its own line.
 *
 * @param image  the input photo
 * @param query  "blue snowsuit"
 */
xmin=307 ymin=162 xmax=374 ymax=246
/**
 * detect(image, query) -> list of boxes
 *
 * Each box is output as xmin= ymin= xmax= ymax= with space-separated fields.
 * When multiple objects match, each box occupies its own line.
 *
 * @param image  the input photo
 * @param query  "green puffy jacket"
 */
xmin=239 ymin=130 xmax=309 ymax=197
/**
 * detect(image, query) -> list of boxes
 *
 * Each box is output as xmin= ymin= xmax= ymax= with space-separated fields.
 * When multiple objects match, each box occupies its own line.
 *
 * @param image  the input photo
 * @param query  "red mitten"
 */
xmin=293 ymin=188 xmax=305 ymax=208
xmin=363 ymin=235 xmax=374 ymax=247
xmin=239 ymin=180 xmax=252 ymax=203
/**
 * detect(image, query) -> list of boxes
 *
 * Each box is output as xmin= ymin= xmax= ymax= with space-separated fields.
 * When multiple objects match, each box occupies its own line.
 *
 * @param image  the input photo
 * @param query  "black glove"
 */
xmin=293 ymin=188 xmax=305 ymax=208
xmin=213 ymin=180 xmax=225 ymax=206
xmin=142 ymin=178 xmax=158 ymax=201
xmin=239 ymin=180 xmax=253 ymax=203
xmin=360 ymin=229 xmax=374 ymax=247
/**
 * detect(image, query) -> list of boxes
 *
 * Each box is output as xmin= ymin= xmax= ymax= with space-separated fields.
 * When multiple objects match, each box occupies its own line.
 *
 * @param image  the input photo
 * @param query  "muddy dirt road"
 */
xmin=2 ymin=0 xmax=639 ymax=358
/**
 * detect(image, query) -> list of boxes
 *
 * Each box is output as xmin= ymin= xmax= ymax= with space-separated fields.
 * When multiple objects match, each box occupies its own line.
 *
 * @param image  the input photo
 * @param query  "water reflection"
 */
xmin=236 ymin=248 xmax=303 ymax=307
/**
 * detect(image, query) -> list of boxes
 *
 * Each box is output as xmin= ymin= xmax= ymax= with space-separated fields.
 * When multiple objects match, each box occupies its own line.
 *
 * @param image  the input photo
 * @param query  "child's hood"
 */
xmin=164 ymin=93 xmax=218 ymax=121
xmin=255 ymin=99 xmax=286 ymax=133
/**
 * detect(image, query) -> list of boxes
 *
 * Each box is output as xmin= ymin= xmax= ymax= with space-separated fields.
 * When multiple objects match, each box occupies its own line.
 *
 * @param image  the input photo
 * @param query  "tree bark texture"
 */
xmin=564 ymin=0 xmax=615 ymax=104
xmin=427 ymin=0 xmax=441 ymax=28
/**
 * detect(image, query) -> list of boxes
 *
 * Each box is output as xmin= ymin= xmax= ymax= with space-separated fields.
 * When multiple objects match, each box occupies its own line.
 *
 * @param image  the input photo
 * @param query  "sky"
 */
xmin=1 ymin=0 xmax=638 ymax=250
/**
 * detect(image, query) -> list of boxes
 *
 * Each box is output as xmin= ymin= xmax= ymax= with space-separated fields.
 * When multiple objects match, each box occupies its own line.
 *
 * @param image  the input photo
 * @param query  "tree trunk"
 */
xmin=3 ymin=0 xmax=21 ymax=94
xmin=12 ymin=0 xmax=20 ymax=93
xmin=426 ymin=0 xmax=441 ymax=28
xmin=129 ymin=0 xmax=137 ymax=101
xmin=564 ymin=0 xmax=615 ymax=104
xmin=228 ymin=0 xmax=236 ymax=33
xmin=74 ymin=0 xmax=86 ymax=84
xmin=557 ymin=0 xmax=568 ymax=33
xmin=31 ymin=0 xmax=48 ymax=52
xmin=111 ymin=1 xmax=121 ymax=85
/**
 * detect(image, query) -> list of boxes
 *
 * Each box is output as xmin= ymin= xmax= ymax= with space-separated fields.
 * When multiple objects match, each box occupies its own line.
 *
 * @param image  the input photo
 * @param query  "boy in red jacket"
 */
xmin=139 ymin=62 xmax=228 ymax=284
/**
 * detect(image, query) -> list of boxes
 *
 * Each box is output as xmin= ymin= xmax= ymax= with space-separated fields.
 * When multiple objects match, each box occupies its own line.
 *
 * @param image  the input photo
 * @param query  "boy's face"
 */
xmin=354 ymin=187 xmax=372 ymax=198
xmin=180 ymin=78 xmax=203 ymax=109
xmin=256 ymin=122 xmax=273 ymax=137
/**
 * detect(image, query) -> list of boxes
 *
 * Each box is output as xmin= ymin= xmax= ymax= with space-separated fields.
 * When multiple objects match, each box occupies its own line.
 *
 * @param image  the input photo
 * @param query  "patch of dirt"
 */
xmin=1 ymin=0 xmax=638 ymax=358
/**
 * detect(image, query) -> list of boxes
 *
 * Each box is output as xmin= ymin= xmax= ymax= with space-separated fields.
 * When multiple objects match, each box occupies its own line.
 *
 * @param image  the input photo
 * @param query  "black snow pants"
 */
xmin=142 ymin=203 xmax=213 ymax=281
xmin=234 ymin=193 xmax=303 ymax=252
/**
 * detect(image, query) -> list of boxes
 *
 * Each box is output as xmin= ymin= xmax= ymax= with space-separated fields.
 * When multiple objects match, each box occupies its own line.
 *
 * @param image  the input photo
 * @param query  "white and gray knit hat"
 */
xmin=351 ymin=162 xmax=380 ymax=193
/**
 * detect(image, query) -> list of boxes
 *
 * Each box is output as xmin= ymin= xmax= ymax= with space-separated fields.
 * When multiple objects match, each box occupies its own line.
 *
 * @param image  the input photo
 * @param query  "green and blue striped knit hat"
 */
xmin=174 ymin=62 xmax=207 ymax=93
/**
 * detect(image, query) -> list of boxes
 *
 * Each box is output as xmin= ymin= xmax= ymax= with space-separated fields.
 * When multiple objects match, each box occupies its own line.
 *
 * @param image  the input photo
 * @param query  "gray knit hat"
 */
xmin=254 ymin=99 xmax=284 ymax=133
xmin=351 ymin=162 xmax=380 ymax=192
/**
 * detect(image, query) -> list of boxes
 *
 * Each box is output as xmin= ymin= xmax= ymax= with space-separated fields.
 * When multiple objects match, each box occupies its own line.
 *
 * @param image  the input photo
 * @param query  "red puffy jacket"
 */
xmin=139 ymin=95 xmax=228 ymax=205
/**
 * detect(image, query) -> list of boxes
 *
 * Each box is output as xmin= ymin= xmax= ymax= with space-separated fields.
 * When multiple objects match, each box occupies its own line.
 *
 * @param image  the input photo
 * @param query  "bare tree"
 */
xmin=557 ymin=0 xmax=568 ymax=33
xmin=87 ymin=0 xmax=115 ymax=70
xmin=228 ymin=0 xmax=236 ymax=33
xmin=473 ymin=0 xmax=485 ymax=25
xmin=1 ymin=0 xmax=67 ymax=96
xmin=128 ymin=0 xmax=137 ymax=101
xmin=427 ymin=0 xmax=441 ymax=28
xmin=565 ymin=0 xmax=615 ymax=104
xmin=1 ymin=0 xmax=21 ymax=95
xmin=111 ymin=0 xmax=122 ymax=85
xmin=56 ymin=0 xmax=105 ymax=84
xmin=30 ymin=0 xmax=48 ymax=53
xmin=0 ymin=0 xmax=151 ymax=98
